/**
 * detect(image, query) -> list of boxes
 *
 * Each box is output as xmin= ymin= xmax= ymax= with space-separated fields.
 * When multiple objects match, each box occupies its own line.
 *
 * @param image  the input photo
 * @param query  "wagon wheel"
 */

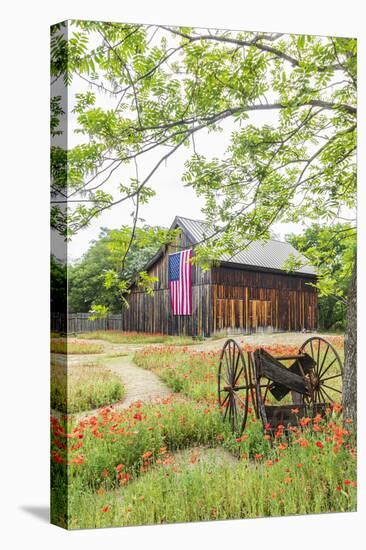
xmin=299 ymin=337 xmax=343 ymax=405
xmin=218 ymin=339 xmax=257 ymax=434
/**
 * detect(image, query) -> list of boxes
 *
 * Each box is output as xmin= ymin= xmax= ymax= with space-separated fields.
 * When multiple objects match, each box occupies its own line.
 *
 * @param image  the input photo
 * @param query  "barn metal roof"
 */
xmin=172 ymin=216 xmax=316 ymax=276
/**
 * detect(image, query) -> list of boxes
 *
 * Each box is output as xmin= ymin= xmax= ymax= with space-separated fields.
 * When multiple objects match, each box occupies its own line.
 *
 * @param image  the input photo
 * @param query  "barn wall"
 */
xmin=121 ymin=284 xmax=212 ymax=336
xmin=211 ymin=266 xmax=317 ymax=333
xmin=122 ymin=238 xmax=318 ymax=336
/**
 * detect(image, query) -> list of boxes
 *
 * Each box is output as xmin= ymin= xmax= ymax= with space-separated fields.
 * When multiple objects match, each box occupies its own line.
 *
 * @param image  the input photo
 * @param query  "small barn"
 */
xmin=121 ymin=216 xmax=317 ymax=337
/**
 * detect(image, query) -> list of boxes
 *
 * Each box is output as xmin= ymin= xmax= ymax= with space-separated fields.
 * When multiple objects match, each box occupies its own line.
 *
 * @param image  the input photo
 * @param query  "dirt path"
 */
xmin=106 ymin=354 xmax=172 ymax=408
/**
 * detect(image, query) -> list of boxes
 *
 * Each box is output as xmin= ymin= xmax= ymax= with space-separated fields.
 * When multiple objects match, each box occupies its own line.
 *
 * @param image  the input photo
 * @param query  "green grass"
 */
xmin=51 ymin=362 xmax=125 ymax=413
xmin=76 ymin=330 xmax=197 ymax=345
xmin=51 ymin=338 xmax=104 ymax=354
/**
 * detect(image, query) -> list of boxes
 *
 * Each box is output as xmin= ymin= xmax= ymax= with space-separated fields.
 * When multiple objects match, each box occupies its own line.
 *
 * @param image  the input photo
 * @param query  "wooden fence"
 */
xmin=51 ymin=313 xmax=123 ymax=333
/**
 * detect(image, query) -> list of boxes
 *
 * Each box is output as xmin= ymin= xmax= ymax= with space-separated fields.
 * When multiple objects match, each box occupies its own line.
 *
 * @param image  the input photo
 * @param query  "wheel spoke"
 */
xmin=233 ymin=366 xmax=243 ymax=387
xmin=218 ymin=362 xmax=231 ymax=386
xmin=320 ymin=383 xmax=342 ymax=394
xmin=232 ymin=343 xmax=237 ymax=377
xmin=316 ymin=338 xmax=321 ymax=372
xmin=219 ymin=372 xmax=231 ymax=387
xmin=224 ymin=350 xmax=231 ymax=381
xmin=233 ymin=352 xmax=241 ymax=379
xmin=318 ymin=386 xmax=329 ymax=403
xmin=318 ymin=344 xmax=330 ymax=377
xmin=248 ymin=356 xmax=258 ymax=417
xmin=319 ymin=357 xmax=337 ymax=379
xmin=310 ymin=340 xmax=314 ymax=359
xmin=231 ymin=395 xmax=237 ymax=431
xmin=319 ymin=386 xmax=335 ymax=403
xmin=233 ymin=385 xmax=251 ymax=392
xmin=230 ymin=343 xmax=235 ymax=382
xmin=321 ymin=373 xmax=342 ymax=383
xmin=233 ymin=391 xmax=247 ymax=410
xmin=220 ymin=392 xmax=230 ymax=407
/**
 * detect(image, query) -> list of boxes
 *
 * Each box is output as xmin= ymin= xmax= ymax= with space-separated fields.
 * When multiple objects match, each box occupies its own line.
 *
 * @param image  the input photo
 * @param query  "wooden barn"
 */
xmin=121 ymin=216 xmax=318 ymax=337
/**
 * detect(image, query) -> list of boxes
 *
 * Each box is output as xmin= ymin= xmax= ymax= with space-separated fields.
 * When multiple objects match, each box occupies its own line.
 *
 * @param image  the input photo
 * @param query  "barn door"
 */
xmin=215 ymin=299 xmax=244 ymax=330
xmin=249 ymin=300 xmax=272 ymax=331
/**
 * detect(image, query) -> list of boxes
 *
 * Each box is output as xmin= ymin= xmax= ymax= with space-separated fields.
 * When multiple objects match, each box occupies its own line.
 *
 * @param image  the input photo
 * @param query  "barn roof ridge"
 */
xmin=144 ymin=216 xmax=317 ymax=276
xmin=173 ymin=214 xmax=207 ymax=223
xmin=174 ymin=215 xmax=299 ymax=247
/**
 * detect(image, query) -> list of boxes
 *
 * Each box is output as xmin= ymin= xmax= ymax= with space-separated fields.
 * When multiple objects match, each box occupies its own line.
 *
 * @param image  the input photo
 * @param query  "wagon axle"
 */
xmin=218 ymin=337 xmax=343 ymax=435
xmin=222 ymin=384 xmax=250 ymax=392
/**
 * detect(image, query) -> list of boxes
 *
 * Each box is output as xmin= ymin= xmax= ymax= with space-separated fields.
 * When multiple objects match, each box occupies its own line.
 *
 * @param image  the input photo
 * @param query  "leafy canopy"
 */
xmin=51 ymin=22 xmax=356 ymax=248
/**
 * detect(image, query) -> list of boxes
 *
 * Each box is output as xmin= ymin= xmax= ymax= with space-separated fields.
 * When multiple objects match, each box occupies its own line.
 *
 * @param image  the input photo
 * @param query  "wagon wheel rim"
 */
xmin=299 ymin=336 xmax=343 ymax=406
xmin=218 ymin=339 xmax=256 ymax=434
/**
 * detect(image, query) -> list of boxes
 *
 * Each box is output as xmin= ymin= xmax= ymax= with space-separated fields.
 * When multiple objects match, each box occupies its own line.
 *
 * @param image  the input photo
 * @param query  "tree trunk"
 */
xmin=343 ymin=258 xmax=357 ymax=426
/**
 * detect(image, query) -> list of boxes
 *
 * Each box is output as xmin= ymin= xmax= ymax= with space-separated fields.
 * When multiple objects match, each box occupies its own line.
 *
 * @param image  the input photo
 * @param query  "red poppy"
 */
xmin=69 ymin=454 xmax=84 ymax=465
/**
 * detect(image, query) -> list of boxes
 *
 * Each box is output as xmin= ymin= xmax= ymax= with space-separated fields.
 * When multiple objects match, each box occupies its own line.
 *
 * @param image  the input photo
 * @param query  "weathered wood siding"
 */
xmin=121 ymin=284 xmax=212 ymax=336
xmin=212 ymin=266 xmax=317 ymax=333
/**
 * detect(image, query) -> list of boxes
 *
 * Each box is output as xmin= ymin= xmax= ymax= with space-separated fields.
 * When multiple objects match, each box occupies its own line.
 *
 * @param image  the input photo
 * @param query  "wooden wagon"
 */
xmin=218 ymin=337 xmax=343 ymax=434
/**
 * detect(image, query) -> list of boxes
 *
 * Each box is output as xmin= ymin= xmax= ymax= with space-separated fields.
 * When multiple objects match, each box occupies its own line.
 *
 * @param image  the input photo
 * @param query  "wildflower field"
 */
xmin=51 ymin=335 xmax=356 ymax=529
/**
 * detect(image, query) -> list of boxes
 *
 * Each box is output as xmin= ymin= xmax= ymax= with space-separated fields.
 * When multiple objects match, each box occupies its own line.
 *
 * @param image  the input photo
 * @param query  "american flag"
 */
xmin=168 ymin=249 xmax=192 ymax=315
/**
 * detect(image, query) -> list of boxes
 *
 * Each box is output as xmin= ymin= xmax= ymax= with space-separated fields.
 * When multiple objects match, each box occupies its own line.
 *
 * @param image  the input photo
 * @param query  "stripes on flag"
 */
xmin=168 ymin=249 xmax=192 ymax=315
